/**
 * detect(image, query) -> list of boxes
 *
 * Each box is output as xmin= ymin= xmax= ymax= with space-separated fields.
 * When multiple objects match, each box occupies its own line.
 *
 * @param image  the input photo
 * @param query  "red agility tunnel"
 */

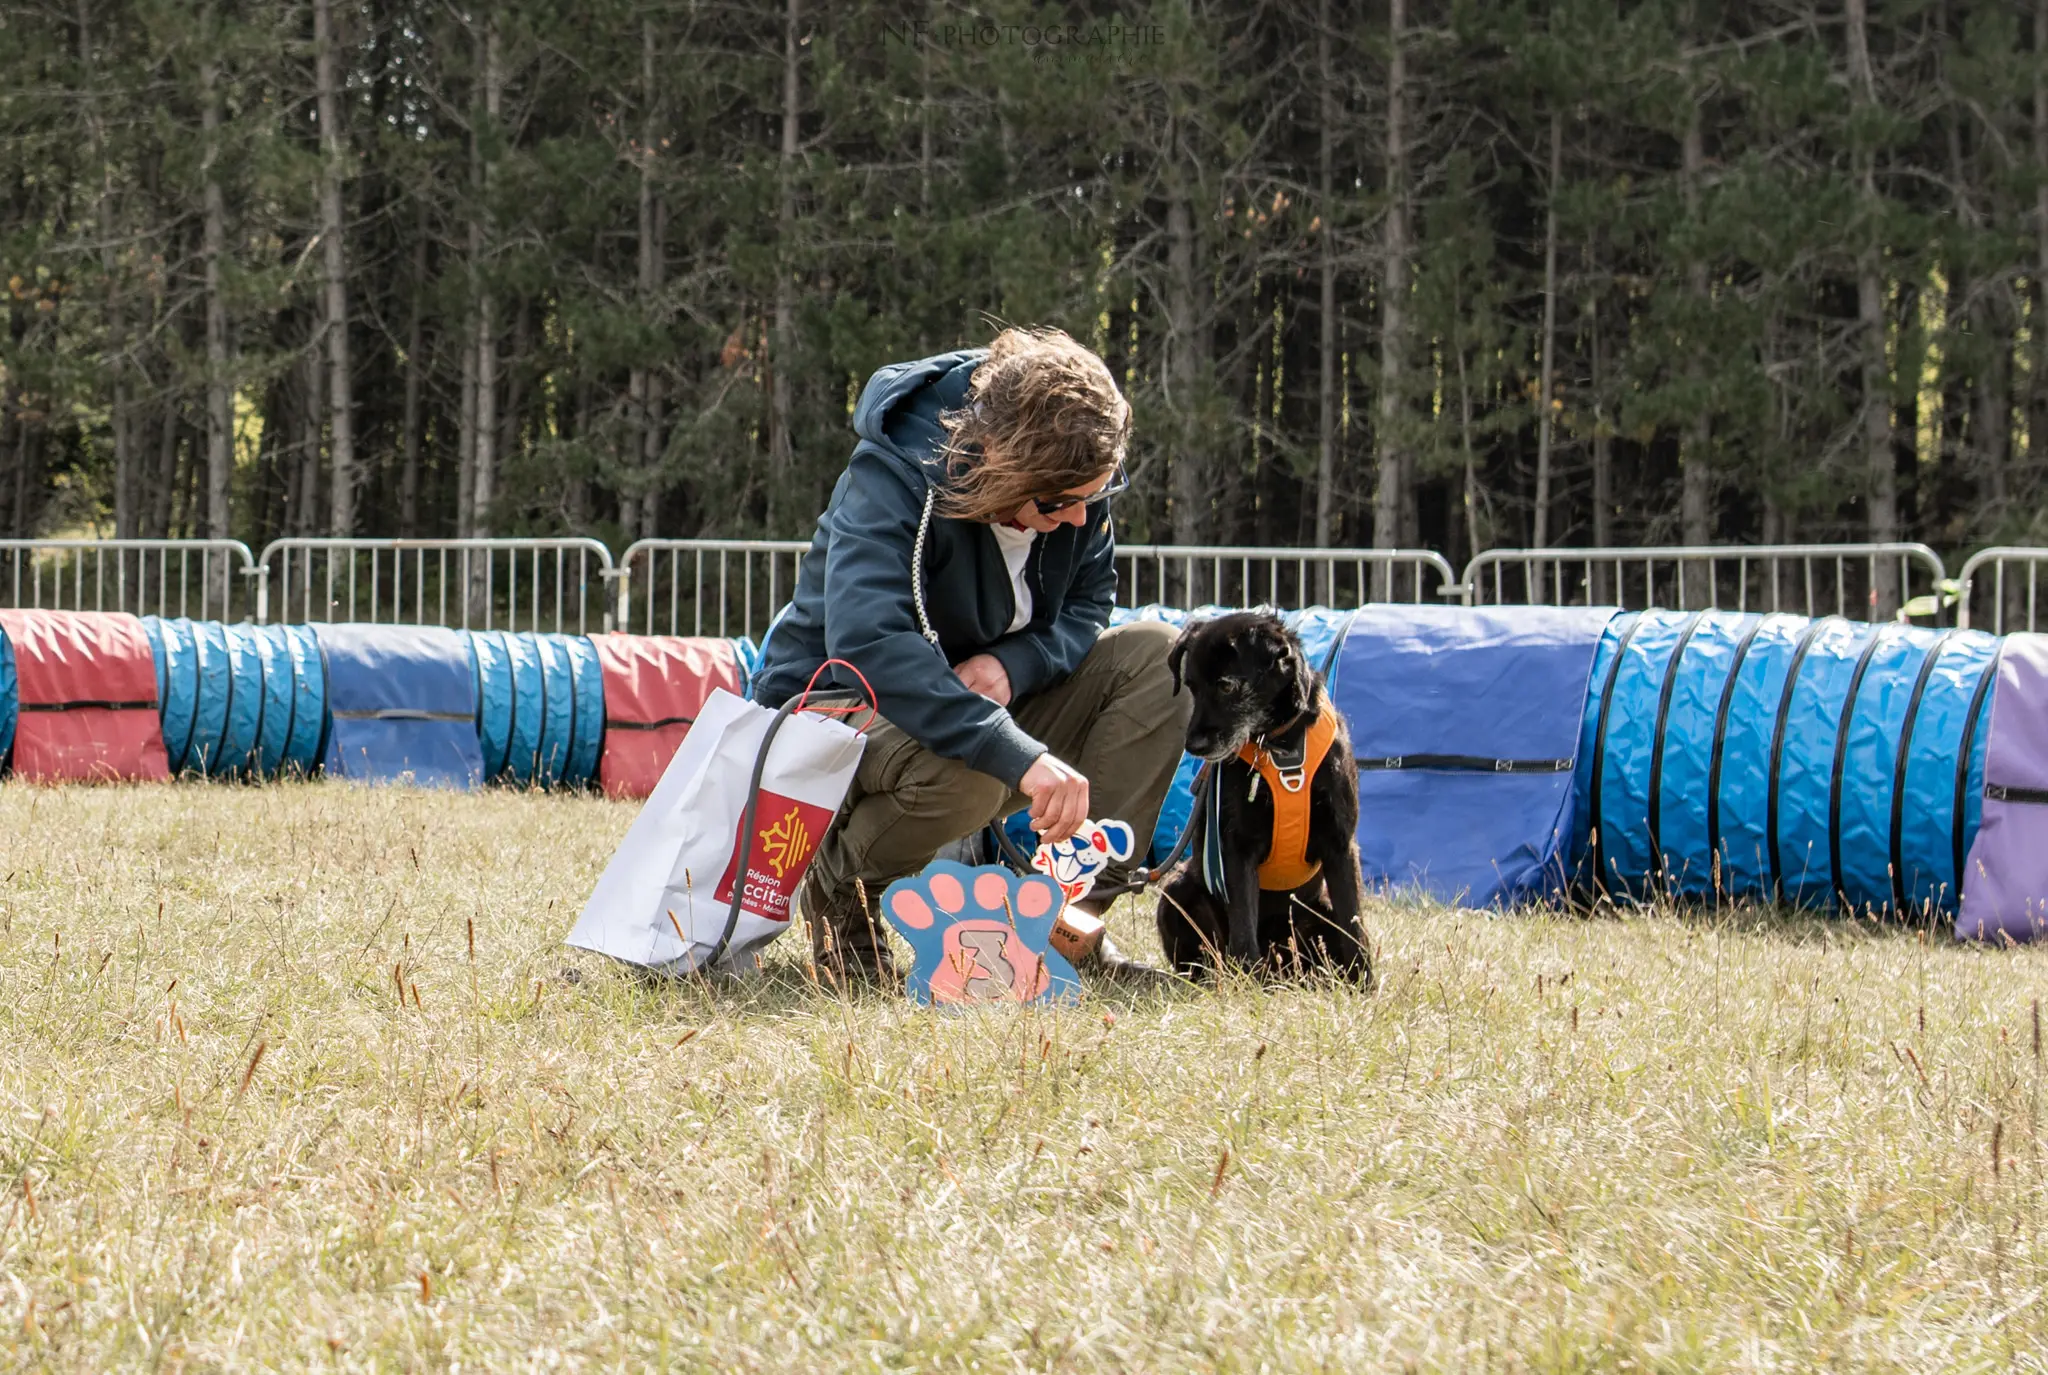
xmin=590 ymin=634 xmax=744 ymax=799
xmin=0 ymin=609 xmax=170 ymax=783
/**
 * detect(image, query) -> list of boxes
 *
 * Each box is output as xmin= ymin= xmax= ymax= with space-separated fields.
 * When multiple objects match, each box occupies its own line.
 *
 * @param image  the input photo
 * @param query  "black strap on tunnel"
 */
xmin=175 ymin=624 xmax=204 ymax=775
xmin=499 ymin=632 xmax=520 ymax=781
xmin=1705 ymin=616 xmax=1768 ymax=879
xmin=312 ymin=641 xmax=334 ymax=773
xmin=1952 ymin=642 xmax=2003 ymax=894
xmin=214 ymin=624 xmax=239 ymax=779
xmin=247 ymin=629 xmax=272 ymax=779
xmin=1986 ymin=784 xmax=2048 ymax=804
xmin=331 ymin=708 xmax=477 ymax=723
xmin=605 ymin=714 xmax=698 ymax=731
xmin=1645 ymin=610 xmax=1708 ymax=889
xmin=18 ymin=699 xmax=158 ymax=712
xmin=1827 ymin=623 xmax=1892 ymax=910
xmin=561 ymin=642 xmax=583 ymax=784
xmin=1888 ymin=629 xmax=1957 ymax=914
xmin=1587 ymin=615 xmax=1643 ymax=897
xmin=470 ymin=631 xmax=488 ymax=771
xmin=535 ymin=635 xmax=553 ymax=782
xmin=1766 ymin=618 xmax=1832 ymax=902
xmin=277 ymin=629 xmax=302 ymax=779
xmin=1355 ymin=754 xmax=1572 ymax=773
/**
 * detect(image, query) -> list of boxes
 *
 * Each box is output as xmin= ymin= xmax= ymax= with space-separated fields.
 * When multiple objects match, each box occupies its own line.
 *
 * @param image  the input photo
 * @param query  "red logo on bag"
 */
xmin=714 ymin=790 xmax=836 ymax=922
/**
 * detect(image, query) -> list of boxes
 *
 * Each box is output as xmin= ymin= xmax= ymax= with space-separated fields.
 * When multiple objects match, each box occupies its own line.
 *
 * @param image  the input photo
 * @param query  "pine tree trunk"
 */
xmin=1313 ymin=0 xmax=1338 ymax=568
xmin=1680 ymin=102 xmax=1712 ymax=575
xmin=768 ymin=0 xmax=800 ymax=535
xmin=1534 ymin=110 xmax=1562 ymax=549
xmin=919 ymin=6 xmax=932 ymax=216
xmin=634 ymin=19 xmax=666 ymax=542
xmin=2034 ymin=0 xmax=2048 ymax=488
xmin=1 ymin=301 xmax=20 ymax=536
xmin=171 ymin=419 xmax=192 ymax=537
xmin=1976 ymin=292 xmax=2012 ymax=509
xmin=78 ymin=0 xmax=135 ymax=538
xmin=1456 ymin=324 xmax=1478 ymax=568
xmin=200 ymin=21 xmax=233 ymax=540
xmin=296 ymin=344 xmax=322 ymax=535
xmin=501 ymin=300 xmax=527 ymax=492
xmin=473 ymin=301 xmax=496 ymax=535
xmin=1373 ymin=0 xmax=1409 ymax=586
xmin=0 ymin=366 xmax=12 ymax=535
xmin=316 ymin=0 xmax=356 ymax=535
xmin=400 ymin=202 xmax=425 ymax=537
xmin=469 ymin=18 xmax=501 ymax=540
xmin=1166 ymin=182 xmax=1206 ymax=551
xmin=152 ymin=390 xmax=179 ymax=539
xmin=1847 ymin=0 xmax=1899 ymax=612
xmin=568 ymin=376 xmax=592 ymax=529
xmin=456 ymin=330 xmax=476 ymax=538
xmin=1591 ymin=293 xmax=1613 ymax=599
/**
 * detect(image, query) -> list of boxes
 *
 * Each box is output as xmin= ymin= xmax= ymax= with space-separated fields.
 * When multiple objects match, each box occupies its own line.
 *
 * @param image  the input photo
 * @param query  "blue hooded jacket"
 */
xmin=751 ymin=349 xmax=1118 ymax=787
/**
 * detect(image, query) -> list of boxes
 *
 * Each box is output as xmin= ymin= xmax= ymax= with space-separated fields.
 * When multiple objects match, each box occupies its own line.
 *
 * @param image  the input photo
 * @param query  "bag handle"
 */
xmin=797 ymin=657 xmax=879 ymax=733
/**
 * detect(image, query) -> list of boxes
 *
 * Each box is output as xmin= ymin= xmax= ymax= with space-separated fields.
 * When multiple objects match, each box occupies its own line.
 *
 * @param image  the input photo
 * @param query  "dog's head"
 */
xmin=1166 ymin=611 xmax=1316 ymax=762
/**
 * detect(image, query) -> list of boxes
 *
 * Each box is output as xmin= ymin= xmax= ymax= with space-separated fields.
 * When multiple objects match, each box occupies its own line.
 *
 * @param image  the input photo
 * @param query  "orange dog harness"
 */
xmin=1236 ymin=697 xmax=1341 ymax=891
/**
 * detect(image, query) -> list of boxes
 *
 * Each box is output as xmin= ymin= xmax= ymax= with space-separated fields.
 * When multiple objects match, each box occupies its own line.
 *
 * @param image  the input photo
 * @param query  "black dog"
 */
xmin=1155 ymin=612 xmax=1371 ymax=984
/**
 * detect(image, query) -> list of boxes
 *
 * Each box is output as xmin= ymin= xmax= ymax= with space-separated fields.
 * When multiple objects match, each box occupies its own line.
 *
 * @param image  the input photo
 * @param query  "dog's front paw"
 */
xmin=880 ymin=861 xmax=1082 ymax=1007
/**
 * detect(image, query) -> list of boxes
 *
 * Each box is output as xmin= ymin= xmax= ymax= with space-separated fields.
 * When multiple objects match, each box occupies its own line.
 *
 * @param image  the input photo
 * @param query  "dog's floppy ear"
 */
xmin=1167 ymin=622 xmax=1196 ymax=696
xmin=1272 ymin=621 xmax=1316 ymax=720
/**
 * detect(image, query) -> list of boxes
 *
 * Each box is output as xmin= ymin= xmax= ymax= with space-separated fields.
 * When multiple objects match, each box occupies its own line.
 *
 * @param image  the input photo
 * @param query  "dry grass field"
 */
xmin=1 ymin=783 xmax=2046 ymax=1371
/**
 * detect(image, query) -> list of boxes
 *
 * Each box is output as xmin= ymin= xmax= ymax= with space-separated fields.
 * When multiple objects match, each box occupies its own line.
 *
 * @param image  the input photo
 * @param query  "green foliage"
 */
xmin=0 ymin=0 xmax=2043 ymax=555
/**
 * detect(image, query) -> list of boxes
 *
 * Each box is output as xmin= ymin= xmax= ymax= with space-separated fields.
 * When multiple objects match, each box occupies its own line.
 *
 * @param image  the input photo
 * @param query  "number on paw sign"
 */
xmin=880 ymin=861 xmax=1082 ymax=1007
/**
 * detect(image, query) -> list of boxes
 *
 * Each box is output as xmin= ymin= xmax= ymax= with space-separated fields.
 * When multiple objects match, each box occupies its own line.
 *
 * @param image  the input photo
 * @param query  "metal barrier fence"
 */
xmin=1115 ymin=545 xmax=1456 ymax=610
xmin=617 ymin=539 xmax=811 ymax=640
xmin=1460 ymin=543 xmax=1949 ymax=623
xmin=0 ymin=539 xmax=262 ymax=623
xmin=1958 ymin=547 xmax=2048 ymax=632
xmin=256 ymin=538 xmax=616 ymax=633
xmin=13 ymin=536 xmax=2047 ymax=633
xmin=614 ymin=540 xmax=1459 ymax=640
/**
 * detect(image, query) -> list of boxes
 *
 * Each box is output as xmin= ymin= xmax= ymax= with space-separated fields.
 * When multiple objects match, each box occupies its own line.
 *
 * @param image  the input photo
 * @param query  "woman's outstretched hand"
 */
xmin=1020 ymin=753 xmax=1090 ymax=843
xmin=954 ymin=654 xmax=1013 ymax=706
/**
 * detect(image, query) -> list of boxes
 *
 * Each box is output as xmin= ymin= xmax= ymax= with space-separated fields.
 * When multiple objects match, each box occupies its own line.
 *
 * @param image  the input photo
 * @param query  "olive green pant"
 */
xmin=802 ymin=619 xmax=1190 ymax=967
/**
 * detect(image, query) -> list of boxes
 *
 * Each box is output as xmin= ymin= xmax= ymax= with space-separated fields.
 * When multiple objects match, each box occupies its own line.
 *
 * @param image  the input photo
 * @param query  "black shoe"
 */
xmin=797 ymin=875 xmax=900 ymax=989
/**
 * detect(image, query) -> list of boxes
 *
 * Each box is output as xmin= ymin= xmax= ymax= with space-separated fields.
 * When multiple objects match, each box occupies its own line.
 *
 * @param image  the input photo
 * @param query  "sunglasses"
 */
xmin=1033 ymin=463 xmax=1129 ymax=515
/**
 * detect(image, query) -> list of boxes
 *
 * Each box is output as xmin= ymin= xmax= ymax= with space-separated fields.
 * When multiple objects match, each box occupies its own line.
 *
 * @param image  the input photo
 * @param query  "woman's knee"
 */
xmin=1095 ymin=619 xmax=1184 ymax=710
xmin=1088 ymin=617 xmax=1178 ymax=685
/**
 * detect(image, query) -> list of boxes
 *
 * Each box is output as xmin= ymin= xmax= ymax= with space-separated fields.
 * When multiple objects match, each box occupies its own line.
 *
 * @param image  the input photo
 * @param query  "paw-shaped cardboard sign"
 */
xmin=880 ymin=861 xmax=1081 ymax=1007
xmin=1031 ymin=818 xmax=1135 ymax=905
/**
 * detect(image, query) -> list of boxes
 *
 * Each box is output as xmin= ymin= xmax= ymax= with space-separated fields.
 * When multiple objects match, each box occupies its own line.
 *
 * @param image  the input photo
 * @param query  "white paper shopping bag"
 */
xmin=566 ymin=685 xmax=867 ymax=973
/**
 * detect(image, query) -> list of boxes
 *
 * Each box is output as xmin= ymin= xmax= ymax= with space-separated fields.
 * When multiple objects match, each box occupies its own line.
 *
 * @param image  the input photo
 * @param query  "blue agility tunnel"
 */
xmin=0 ymin=620 xmax=15 ymax=765
xmin=143 ymin=618 xmax=326 ymax=778
xmin=1575 ymin=611 xmax=1999 ymax=915
xmin=467 ymin=630 xmax=604 ymax=788
xmin=1333 ymin=604 xmax=1617 ymax=908
xmin=314 ymin=624 xmax=483 ymax=787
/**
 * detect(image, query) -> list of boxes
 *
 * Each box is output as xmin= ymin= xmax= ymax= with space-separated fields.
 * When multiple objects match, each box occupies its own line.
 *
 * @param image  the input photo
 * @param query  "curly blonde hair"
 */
xmin=936 ymin=327 xmax=1130 ymax=523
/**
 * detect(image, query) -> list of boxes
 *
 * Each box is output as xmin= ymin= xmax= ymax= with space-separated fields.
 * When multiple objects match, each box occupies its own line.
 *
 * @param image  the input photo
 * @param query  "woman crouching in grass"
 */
xmin=750 ymin=326 xmax=1189 ymax=986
